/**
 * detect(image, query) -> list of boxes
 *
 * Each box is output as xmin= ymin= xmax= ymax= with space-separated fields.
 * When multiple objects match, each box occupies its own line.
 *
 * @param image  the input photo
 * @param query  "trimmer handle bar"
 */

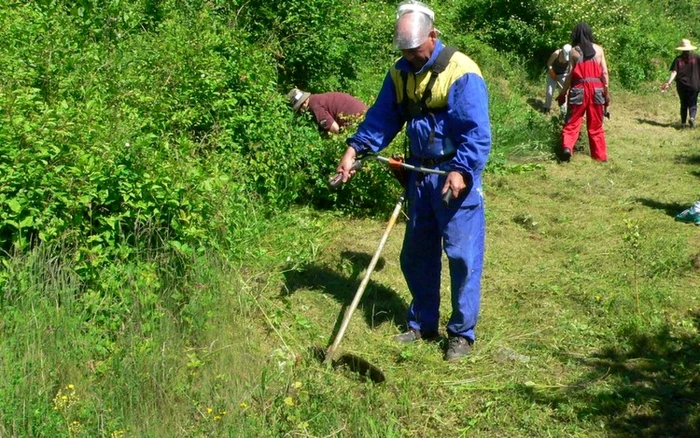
xmin=328 ymin=154 xmax=455 ymax=206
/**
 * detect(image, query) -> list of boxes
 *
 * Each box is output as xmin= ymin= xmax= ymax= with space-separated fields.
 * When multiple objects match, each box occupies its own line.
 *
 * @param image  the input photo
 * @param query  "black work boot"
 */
xmin=560 ymin=147 xmax=571 ymax=162
xmin=393 ymin=329 xmax=439 ymax=344
xmin=444 ymin=336 xmax=473 ymax=361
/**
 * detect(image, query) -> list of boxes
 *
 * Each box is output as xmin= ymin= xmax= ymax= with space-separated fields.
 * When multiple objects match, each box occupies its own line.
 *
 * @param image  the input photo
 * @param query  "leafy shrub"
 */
xmin=2 ymin=0 xmax=700 ymax=277
xmin=0 ymin=2 xmax=281 ymax=272
xmin=237 ymin=0 xmax=394 ymax=92
xmin=0 ymin=0 xmax=407 ymax=278
xmin=449 ymin=0 xmax=695 ymax=87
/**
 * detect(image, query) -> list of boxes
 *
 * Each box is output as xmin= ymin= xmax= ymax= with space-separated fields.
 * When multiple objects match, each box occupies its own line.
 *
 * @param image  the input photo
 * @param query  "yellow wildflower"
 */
xmin=68 ymin=421 xmax=83 ymax=434
xmin=239 ymin=402 xmax=248 ymax=409
xmin=283 ymin=396 xmax=294 ymax=406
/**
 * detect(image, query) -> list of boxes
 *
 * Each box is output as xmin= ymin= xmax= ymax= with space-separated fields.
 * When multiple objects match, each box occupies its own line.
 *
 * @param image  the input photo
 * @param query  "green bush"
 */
xmin=0 ymin=3 xmax=284 ymax=264
xmin=0 ymin=1 xmax=404 ymax=263
xmin=238 ymin=0 xmax=394 ymax=92
xmin=2 ymin=0 xmax=700 ymax=276
xmin=449 ymin=0 xmax=695 ymax=87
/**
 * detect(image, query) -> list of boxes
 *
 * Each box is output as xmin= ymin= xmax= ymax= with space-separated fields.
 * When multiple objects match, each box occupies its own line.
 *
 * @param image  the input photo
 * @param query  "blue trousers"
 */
xmin=400 ymin=171 xmax=485 ymax=341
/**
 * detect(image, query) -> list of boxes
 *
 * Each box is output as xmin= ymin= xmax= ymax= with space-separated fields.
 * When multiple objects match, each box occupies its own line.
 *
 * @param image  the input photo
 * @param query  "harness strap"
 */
xmin=400 ymin=46 xmax=458 ymax=119
xmin=399 ymin=46 xmax=459 ymax=159
xmin=401 ymin=69 xmax=409 ymax=115
xmin=572 ymin=77 xmax=603 ymax=85
xmin=420 ymin=46 xmax=457 ymax=114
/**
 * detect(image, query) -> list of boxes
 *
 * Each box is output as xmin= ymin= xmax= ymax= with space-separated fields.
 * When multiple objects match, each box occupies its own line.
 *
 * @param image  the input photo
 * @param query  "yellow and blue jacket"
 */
xmin=347 ymin=40 xmax=491 ymax=204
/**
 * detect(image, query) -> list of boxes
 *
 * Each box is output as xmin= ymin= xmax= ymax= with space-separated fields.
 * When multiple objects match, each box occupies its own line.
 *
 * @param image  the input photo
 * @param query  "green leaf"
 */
xmin=6 ymin=199 xmax=22 ymax=213
xmin=4 ymin=220 xmax=19 ymax=230
xmin=19 ymin=216 xmax=34 ymax=228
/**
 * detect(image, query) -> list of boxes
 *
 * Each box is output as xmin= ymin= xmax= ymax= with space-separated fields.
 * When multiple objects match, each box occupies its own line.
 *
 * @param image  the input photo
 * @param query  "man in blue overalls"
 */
xmin=334 ymin=0 xmax=491 ymax=361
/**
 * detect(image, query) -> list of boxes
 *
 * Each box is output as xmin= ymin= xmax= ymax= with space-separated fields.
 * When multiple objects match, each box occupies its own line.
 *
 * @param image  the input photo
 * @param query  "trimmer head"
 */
xmin=310 ymin=347 xmax=386 ymax=384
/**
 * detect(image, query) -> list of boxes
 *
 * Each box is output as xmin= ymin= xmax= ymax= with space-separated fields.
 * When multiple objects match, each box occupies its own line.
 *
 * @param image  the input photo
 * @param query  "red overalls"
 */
xmin=561 ymin=54 xmax=607 ymax=161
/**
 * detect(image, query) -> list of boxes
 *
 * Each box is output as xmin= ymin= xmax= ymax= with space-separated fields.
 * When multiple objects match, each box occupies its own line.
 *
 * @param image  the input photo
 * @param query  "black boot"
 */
xmin=393 ymin=329 xmax=439 ymax=344
xmin=444 ymin=336 xmax=473 ymax=361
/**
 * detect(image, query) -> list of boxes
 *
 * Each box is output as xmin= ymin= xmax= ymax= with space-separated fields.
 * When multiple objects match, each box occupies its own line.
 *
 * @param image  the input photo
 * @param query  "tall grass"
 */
xmin=2 ymin=1 xmax=700 ymax=436
xmin=0 ymin=207 xmax=335 ymax=436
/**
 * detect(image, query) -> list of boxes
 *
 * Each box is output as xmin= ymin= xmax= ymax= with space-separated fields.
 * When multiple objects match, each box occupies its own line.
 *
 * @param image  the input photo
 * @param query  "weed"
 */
xmin=622 ymin=219 xmax=642 ymax=315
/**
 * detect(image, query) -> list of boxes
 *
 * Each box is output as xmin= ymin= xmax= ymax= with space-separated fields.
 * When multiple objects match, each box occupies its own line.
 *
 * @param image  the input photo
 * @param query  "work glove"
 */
xmin=556 ymin=93 xmax=566 ymax=106
xmin=661 ymin=82 xmax=670 ymax=92
xmin=548 ymin=68 xmax=557 ymax=81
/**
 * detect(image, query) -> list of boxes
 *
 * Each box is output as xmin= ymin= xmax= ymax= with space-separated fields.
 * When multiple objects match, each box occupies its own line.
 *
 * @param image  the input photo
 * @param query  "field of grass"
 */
xmin=245 ymin=90 xmax=700 ymax=437
xmin=2 ymin=90 xmax=699 ymax=436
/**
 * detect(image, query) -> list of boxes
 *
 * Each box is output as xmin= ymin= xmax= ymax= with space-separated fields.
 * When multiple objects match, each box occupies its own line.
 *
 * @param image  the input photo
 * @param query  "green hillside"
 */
xmin=1 ymin=1 xmax=700 ymax=436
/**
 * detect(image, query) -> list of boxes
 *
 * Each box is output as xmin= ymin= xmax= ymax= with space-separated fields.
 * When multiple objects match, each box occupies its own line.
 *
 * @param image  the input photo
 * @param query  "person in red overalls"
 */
xmin=556 ymin=22 xmax=610 ymax=162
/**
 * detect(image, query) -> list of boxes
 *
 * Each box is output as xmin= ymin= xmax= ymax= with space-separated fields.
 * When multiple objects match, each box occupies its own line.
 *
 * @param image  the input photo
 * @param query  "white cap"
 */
xmin=393 ymin=1 xmax=435 ymax=50
xmin=396 ymin=0 xmax=434 ymax=21
xmin=563 ymin=44 xmax=572 ymax=61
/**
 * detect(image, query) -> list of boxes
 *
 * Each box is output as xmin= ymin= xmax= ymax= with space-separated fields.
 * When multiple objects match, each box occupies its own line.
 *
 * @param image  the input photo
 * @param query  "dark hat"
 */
xmin=287 ymin=88 xmax=311 ymax=111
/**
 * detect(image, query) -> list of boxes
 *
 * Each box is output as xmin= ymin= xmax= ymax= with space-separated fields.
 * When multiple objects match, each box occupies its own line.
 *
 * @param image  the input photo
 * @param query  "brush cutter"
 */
xmin=319 ymin=155 xmax=455 ymax=382
xmin=329 ymin=154 xmax=454 ymax=205
xmin=319 ymin=191 xmax=403 ymax=383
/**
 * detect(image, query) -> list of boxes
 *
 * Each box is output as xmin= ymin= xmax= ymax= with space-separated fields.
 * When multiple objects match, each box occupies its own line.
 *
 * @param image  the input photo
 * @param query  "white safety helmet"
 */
xmin=562 ymin=44 xmax=572 ymax=61
xmin=393 ymin=1 xmax=435 ymax=50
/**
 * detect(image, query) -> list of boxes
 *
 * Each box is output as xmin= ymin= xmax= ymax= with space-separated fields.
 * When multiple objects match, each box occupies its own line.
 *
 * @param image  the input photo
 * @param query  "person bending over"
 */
xmin=287 ymin=89 xmax=368 ymax=134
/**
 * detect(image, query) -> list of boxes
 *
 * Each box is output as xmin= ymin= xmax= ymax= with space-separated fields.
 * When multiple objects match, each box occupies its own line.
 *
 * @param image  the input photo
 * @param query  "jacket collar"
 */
xmin=396 ymin=39 xmax=444 ymax=74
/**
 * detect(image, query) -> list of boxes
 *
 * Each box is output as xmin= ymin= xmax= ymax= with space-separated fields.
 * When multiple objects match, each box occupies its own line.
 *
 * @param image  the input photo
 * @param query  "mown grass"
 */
xmin=2 ymin=91 xmax=699 ymax=437
xmin=247 ymin=91 xmax=700 ymax=436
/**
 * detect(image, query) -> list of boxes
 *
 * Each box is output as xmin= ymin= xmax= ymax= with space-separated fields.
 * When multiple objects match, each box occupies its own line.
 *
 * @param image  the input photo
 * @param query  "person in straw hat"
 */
xmin=661 ymin=38 xmax=700 ymax=128
xmin=286 ymin=88 xmax=367 ymax=134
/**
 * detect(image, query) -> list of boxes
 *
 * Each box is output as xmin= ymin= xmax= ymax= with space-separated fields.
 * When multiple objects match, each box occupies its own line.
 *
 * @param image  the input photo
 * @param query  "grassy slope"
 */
xmin=252 ymin=91 xmax=700 ymax=437
xmin=3 ymin=91 xmax=699 ymax=437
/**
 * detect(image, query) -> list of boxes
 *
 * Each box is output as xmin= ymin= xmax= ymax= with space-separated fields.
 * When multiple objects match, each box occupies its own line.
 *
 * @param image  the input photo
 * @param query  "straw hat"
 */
xmin=676 ymin=39 xmax=697 ymax=51
xmin=287 ymin=88 xmax=311 ymax=111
